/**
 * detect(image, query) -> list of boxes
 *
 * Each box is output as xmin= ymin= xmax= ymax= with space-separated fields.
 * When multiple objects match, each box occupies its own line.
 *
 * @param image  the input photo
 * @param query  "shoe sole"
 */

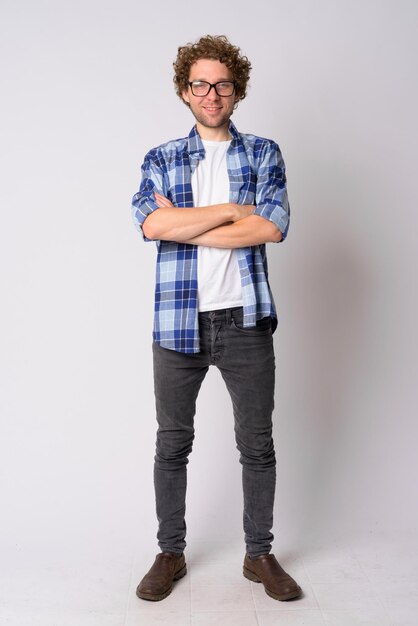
xmin=243 ymin=566 xmax=302 ymax=601
xmin=136 ymin=564 xmax=187 ymax=602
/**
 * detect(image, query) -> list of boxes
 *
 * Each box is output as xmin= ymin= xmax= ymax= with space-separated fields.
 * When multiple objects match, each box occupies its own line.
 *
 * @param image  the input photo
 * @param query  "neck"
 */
xmin=195 ymin=121 xmax=231 ymax=141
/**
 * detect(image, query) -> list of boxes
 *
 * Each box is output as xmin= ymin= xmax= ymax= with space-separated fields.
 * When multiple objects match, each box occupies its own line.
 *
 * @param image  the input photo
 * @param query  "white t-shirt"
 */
xmin=191 ymin=139 xmax=243 ymax=312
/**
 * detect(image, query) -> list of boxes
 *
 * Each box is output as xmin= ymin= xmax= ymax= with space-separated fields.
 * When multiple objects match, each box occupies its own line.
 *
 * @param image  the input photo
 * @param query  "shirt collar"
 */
xmin=187 ymin=120 xmax=240 ymax=158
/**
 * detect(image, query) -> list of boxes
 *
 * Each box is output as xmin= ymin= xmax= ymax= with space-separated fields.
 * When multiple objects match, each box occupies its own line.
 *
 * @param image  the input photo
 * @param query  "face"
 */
xmin=182 ymin=58 xmax=238 ymax=139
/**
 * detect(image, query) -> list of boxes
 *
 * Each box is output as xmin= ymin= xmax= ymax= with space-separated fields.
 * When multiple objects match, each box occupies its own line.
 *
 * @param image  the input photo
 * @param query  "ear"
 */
xmin=182 ymin=89 xmax=190 ymax=105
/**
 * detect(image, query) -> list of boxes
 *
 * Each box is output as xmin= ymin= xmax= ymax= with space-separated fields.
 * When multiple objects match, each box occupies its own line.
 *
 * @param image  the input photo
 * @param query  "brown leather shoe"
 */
xmin=243 ymin=553 xmax=302 ymax=601
xmin=136 ymin=552 xmax=187 ymax=601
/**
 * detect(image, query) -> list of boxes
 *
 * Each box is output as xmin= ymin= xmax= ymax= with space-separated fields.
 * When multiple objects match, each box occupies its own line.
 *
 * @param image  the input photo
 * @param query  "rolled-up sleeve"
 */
xmin=253 ymin=141 xmax=290 ymax=242
xmin=131 ymin=151 xmax=165 ymax=242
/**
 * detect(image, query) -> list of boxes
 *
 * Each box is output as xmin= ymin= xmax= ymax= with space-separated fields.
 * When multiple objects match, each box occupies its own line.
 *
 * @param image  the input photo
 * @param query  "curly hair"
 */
xmin=173 ymin=35 xmax=252 ymax=105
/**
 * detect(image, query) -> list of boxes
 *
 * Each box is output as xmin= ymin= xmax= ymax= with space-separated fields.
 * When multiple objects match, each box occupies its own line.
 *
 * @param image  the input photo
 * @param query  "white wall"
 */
xmin=1 ymin=0 xmax=417 ymax=554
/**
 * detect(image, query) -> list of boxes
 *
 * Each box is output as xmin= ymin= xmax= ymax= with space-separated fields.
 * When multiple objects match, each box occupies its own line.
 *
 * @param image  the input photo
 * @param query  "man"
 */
xmin=131 ymin=35 xmax=301 ymax=603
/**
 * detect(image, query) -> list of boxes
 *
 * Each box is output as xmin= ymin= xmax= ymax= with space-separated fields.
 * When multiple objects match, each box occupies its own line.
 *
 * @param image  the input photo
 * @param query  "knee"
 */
xmin=236 ymin=430 xmax=276 ymax=469
xmin=155 ymin=429 xmax=195 ymax=466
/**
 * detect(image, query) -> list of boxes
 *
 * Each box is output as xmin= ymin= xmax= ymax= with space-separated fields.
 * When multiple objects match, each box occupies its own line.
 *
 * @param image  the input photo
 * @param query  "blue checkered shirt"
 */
xmin=131 ymin=121 xmax=290 ymax=353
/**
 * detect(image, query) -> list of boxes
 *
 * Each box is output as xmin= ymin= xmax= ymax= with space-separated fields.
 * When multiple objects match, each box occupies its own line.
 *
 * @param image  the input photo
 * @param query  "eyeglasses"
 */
xmin=188 ymin=80 xmax=235 ymax=97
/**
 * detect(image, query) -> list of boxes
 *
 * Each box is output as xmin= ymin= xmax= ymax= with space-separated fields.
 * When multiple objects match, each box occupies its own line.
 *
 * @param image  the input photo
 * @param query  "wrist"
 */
xmin=229 ymin=203 xmax=240 ymax=222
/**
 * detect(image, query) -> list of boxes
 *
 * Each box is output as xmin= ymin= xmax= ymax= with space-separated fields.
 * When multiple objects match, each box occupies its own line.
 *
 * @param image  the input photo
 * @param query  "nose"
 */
xmin=205 ymin=85 xmax=220 ymax=99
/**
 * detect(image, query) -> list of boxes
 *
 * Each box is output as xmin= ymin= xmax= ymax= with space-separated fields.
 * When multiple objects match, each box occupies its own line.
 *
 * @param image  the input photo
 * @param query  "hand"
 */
xmin=154 ymin=192 xmax=174 ymax=208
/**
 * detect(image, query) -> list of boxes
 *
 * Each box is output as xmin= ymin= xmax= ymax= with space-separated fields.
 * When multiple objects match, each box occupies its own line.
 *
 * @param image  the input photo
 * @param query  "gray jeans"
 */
xmin=152 ymin=307 xmax=276 ymax=558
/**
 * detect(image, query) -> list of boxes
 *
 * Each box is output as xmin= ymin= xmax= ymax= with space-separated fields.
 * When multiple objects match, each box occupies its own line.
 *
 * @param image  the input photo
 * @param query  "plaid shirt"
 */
xmin=132 ymin=121 xmax=290 ymax=353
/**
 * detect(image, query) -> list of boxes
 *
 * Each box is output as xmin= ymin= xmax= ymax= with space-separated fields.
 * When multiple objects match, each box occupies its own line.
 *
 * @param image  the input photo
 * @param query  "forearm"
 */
xmin=143 ymin=203 xmax=239 ymax=241
xmin=180 ymin=215 xmax=282 ymax=248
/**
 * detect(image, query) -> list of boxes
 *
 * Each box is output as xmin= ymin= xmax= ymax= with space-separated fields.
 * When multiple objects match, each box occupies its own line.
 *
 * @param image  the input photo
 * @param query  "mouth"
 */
xmin=203 ymin=106 xmax=222 ymax=113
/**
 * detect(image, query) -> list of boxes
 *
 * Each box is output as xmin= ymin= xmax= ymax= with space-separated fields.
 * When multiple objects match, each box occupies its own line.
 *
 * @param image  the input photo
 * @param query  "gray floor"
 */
xmin=1 ymin=529 xmax=417 ymax=625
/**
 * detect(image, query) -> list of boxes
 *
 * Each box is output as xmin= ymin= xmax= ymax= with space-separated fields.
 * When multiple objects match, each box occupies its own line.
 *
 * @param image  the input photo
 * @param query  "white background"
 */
xmin=1 ymin=0 xmax=417 ymax=564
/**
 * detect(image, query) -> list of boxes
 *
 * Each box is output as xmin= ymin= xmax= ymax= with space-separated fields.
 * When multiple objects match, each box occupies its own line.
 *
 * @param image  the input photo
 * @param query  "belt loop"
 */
xmin=226 ymin=308 xmax=232 ymax=324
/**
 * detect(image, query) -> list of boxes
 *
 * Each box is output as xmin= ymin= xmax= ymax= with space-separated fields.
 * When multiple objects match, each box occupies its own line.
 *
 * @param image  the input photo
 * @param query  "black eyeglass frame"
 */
xmin=188 ymin=80 xmax=236 ymax=97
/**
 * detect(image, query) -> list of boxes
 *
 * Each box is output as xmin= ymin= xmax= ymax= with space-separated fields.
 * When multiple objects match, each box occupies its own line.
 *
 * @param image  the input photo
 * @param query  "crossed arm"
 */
xmin=142 ymin=192 xmax=282 ymax=248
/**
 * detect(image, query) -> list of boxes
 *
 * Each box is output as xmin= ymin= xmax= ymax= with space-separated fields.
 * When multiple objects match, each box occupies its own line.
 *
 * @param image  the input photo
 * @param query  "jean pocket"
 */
xmin=231 ymin=316 xmax=272 ymax=336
